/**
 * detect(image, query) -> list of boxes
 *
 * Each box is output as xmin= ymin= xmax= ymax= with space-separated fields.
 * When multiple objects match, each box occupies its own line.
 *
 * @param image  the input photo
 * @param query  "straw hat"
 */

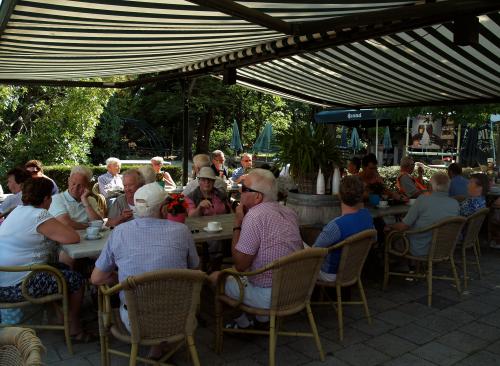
xmin=197 ymin=167 xmax=216 ymax=180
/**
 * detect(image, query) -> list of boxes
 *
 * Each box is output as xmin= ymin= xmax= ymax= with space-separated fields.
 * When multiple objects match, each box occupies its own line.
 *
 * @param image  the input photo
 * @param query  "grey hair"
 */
xmin=430 ymin=172 xmax=449 ymax=192
xmin=400 ymin=156 xmax=414 ymax=169
xmin=247 ymin=168 xmax=277 ymax=202
xmin=137 ymin=165 xmax=156 ymax=184
xmin=122 ymin=168 xmax=146 ymax=187
xmin=105 ymin=157 xmax=121 ymax=167
xmin=211 ymin=150 xmax=224 ymax=159
xmin=151 ymin=156 xmax=164 ymax=164
xmin=193 ymin=154 xmax=211 ymax=169
xmin=70 ymin=166 xmax=92 ymax=181
xmin=241 ymin=152 xmax=252 ymax=160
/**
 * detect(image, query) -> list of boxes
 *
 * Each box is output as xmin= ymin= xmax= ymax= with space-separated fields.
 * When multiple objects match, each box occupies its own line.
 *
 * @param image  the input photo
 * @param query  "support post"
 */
xmin=456 ymin=123 xmax=462 ymax=164
xmin=405 ymin=116 xmax=410 ymax=157
xmin=375 ymin=119 xmax=379 ymax=160
xmin=181 ymin=79 xmax=190 ymax=186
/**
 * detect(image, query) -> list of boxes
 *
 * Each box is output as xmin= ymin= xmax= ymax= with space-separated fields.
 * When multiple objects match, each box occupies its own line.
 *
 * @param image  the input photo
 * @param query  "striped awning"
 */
xmin=0 ymin=0 xmax=499 ymax=108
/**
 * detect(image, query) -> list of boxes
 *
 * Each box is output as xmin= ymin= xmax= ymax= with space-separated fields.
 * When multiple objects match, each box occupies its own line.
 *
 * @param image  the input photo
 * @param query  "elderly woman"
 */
xmin=183 ymin=154 xmax=227 ymax=196
xmin=460 ymin=173 xmax=489 ymax=217
xmin=186 ymin=167 xmax=230 ymax=217
xmin=106 ymin=169 xmax=145 ymax=227
xmin=0 ymin=177 xmax=88 ymax=340
xmin=25 ymin=160 xmax=59 ymax=195
xmin=150 ymin=156 xmax=175 ymax=187
xmin=97 ymin=157 xmax=124 ymax=200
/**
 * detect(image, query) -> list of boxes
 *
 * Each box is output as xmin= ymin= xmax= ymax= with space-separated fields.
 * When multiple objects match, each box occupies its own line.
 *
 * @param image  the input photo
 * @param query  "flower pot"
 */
xmin=296 ymin=177 xmax=316 ymax=194
xmin=167 ymin=213 xmax=186 ymax=223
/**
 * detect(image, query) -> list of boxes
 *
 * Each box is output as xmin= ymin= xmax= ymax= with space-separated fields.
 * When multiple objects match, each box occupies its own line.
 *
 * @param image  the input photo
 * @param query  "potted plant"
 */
xmin=276 ymin=123 xmax=341 ymax=194
xmin=160 ymin=193 xmax=189 ymax=223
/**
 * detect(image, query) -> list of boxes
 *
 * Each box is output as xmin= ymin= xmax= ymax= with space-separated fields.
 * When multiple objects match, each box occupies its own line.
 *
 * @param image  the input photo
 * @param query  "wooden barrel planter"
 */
xmin=286 ymin=191 xmax=341 ymax=225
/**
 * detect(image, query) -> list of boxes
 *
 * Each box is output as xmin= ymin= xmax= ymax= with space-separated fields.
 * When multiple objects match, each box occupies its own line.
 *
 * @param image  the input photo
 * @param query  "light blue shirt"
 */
xmin=98 ymin=172 xmax=123 ymax=198
xmin=48 ymin=190 xmax=97 ymax=223
xmin=402 ymin=192 xmax=459 ymax=256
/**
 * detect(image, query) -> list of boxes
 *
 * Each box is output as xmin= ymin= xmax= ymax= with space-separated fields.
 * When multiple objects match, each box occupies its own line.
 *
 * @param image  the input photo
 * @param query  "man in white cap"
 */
xmin=91 ymin=181 xmax=199 ymax=357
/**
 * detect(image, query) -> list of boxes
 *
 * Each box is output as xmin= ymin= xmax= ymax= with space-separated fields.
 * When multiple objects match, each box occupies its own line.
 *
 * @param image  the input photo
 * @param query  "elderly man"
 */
xmin=387 ymin=173 xmax=459 ymax=256
xmin=150 ymin=156 xmax=175 ymax=187
xmin=210 ymin=150 xmax=228 ymax=179
xmin=231 ymin=153 xmax=252 ymax=184
xmin=98 ymin=157 xmax=124 ymax=200
xmin=49 ymin=166 xmax=101 ymax=229
xmin=106 ymin=169 xmax=145 ymax=227
xmin=183 ymin=154 xmax=227 ymax=196
xmin=91 ymin=182 xmax=199 ymax=358
xmin=396 ymin=157 xmax=426 ymax=199
xmin=0 ymin=167 xmax=31 ymax=218
xmin=447 ymin=163 xmax=468 ymax=199
xmin=209 ymin=168 xmax=303 ymax=328
xmin=313 ymin=176 xmax=374 ymax=282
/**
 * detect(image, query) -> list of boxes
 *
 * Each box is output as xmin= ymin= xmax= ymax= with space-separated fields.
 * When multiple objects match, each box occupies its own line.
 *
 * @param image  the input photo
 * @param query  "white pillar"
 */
xmin=405 ymin=116 xmax=411 ymax=157
xmin=375 ymin=119 xmax=379 ymax=160
xmin=456 ymin=123 xmax=462 ymax=163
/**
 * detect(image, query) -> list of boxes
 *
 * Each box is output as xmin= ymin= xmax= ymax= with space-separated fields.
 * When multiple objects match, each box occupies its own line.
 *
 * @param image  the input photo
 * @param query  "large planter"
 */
xmin=295 ymin=177 xmax=316 ymax=194
xmin=286 ymin=191 xmax=341 ymax=225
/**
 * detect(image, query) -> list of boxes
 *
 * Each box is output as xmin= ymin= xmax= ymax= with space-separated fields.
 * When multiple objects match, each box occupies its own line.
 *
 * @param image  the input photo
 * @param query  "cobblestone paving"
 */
xmin=38 ymin=244 xmax=500 ymax=365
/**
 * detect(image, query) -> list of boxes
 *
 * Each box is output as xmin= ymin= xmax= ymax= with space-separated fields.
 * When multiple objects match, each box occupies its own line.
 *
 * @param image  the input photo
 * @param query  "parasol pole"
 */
xmin=405 ymin=116 xmax=410 ymax=157
xmin=456 ymin=123 xmax=462 ymax=164
xmin=375 ymin=119 xmax=379 ymax=160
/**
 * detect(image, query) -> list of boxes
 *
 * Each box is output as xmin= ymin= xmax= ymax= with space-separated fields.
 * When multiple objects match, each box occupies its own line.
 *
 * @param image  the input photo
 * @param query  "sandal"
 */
xmin=70 ymin=331 xmax=98 ymax=344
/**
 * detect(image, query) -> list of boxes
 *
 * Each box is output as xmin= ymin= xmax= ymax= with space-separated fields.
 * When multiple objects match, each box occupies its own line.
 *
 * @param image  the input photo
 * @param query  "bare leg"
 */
xmin=69 ymin=286 xmax=84 ymax=335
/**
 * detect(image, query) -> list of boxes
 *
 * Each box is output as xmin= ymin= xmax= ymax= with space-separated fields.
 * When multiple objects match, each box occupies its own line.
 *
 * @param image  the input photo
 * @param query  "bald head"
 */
xmin=430 ymin=172 xmax=449 ymax=192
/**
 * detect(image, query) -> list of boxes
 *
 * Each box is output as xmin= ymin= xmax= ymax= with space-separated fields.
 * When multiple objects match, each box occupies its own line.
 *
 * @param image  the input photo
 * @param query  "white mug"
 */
xmin=86 ymin=226 xmax=100 ymax=238
xmin=379 ymin=200 xmax=388 ymax=207
xmin=208 ymin=221 xmax=222 ymax=231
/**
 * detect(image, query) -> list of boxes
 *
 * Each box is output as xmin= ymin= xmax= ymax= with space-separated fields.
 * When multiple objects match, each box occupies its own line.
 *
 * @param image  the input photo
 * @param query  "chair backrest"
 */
xmin=0 ymin=327 xmax=45 ymax=366
xmin=299 ymin=226 xmax=322 ymax=246
xmin=91 ymin=182 xmax=107 ymax=217
xmin=334 ymin=229 xmax=377 ymax=287
xmin=428 ymin=216 xmax=467 ymax=260
xmin=121 ymin=269 xmax=207 ymax=344
xmin=462 ymin=208 xmax=489 ymax=249
xmin=269 ymin=248 xmax=327 ymax=316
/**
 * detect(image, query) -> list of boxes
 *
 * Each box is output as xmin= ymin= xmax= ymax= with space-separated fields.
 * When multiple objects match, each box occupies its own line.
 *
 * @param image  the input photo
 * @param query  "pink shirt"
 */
xmin=186 ymin=193 xmax=227 ymax=216
xmin=236 ymin=201 xmax=303 ymax=287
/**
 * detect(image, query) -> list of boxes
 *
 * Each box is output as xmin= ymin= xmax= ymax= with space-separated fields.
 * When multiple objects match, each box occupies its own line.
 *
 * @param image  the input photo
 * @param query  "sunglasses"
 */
xmin=241 ymin=184 xmax=262 ymax=194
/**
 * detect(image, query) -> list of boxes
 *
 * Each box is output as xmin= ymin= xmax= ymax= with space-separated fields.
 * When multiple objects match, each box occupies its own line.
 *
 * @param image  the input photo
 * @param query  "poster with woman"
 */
xmin=410 ymin=115 xmax=443 ymax=149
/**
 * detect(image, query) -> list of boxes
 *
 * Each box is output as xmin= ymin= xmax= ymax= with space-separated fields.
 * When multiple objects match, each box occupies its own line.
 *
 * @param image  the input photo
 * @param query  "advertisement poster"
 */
xmin=410 ymin=115 xmax=443 ymax=149
xmin=461 ymin=124 xmax=493 ymax=166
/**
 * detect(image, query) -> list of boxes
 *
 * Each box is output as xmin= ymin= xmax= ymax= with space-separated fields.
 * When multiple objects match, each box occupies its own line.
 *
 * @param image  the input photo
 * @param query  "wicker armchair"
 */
xmin=98 ymin=269 xmax=206 ymax=366
xmin=314 ymin=229 xmax=377 ymax=341
xmin=458 ymin=208 xmax=489 ymax=289
xmin=0 ymin=264 xmax=73 ymax=354
xmin=215 ymin=248 xmax=328 ymax=366
xmin=383 ymin=216 xmax=466 ymax=307
xmin=91 ymin=182 xmax=107 ymax=217
xmin=0 ymin=327 xmax=45 ymax=366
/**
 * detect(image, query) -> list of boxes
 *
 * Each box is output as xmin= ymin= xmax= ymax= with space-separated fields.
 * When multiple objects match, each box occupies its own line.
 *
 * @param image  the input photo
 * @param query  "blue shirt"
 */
xmin=231 ymin=166 xmax=245 ymax=181
xmin=460 ymin=196 xmax=486 ymax=217
xmin=313 ymin=208 xmax=374 ymax=274
xmin=449 ymin=175 xmax=469 ymax=197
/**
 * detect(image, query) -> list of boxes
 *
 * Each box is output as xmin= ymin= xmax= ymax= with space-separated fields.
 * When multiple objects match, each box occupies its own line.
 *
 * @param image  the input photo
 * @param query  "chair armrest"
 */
xmin=385 ymin=231 xmax=410 ymax=256
xmin=98 ymin=284 xmax=123 ymax=329
xmin=18 ymin=264 xmax=66 ymax=304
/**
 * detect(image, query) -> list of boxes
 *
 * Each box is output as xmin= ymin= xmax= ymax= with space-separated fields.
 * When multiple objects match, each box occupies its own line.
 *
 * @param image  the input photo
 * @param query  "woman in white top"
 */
xmin=0 ymin=177 xmax=87 ymax=340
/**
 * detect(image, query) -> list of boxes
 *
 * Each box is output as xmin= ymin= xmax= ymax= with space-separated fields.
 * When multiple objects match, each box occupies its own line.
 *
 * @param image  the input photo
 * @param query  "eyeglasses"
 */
xmin=241 ymin=184 xmax=262 ymax=194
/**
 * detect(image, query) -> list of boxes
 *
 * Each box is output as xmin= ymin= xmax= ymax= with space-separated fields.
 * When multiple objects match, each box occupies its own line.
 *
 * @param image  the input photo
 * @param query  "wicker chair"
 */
xmin=98 ymin=269 xmax=206 ymax=366
xmin=215 ymin=248 xmax=328 ymax=366
xmin=314 ymin=229 xmax=377 ymax=341
xmin=458 ymin=208 xmax=489 ymax=289
xmin=0 ymin=264 xmax=73 ymax=354
xmin=383 ymin=216 xmax=466 ymax=307
xmin=91 ymin=182 xmax=107 ymax=217
xmin=0 ymin=327 xmax=45 ymax=366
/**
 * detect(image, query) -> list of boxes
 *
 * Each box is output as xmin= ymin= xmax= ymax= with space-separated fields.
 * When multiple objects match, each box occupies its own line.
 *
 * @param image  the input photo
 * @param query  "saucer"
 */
xmin=203 ymin=227 xmax=222 ymax=233
xmin=85 ymin=233 xmax=103 ymax=240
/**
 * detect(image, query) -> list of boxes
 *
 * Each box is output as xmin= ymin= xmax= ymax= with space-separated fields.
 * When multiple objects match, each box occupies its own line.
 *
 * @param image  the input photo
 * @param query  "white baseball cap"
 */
xmin=134 ymin=182 xmax=167 ymax=216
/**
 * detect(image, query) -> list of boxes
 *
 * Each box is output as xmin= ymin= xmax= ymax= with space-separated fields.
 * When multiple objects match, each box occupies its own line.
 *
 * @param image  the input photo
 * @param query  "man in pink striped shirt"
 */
xmin=209 ymin=168 xmax=303 ymax=328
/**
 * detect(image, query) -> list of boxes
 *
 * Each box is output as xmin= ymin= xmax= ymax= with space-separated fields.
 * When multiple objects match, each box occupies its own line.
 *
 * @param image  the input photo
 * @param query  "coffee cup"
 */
xmin=86 ymin=226 xmax=100 ymax=238
xmin=208 ymin=221 xmax=222 ymax=231
xmin=89 ymin=220 xmax=103 ymax=228
xmin=379 ymin=200 xmax=388 ymax=207
xmin=409 ymin=198 xmax=416 ymax=205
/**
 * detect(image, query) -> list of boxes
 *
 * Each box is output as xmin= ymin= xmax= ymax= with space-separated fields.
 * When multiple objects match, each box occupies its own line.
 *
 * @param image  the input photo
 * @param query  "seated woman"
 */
xmin=460 ymin=173 xmax=489 ymax=217
xmin=0 ymin=177 xmax=88 ymax=340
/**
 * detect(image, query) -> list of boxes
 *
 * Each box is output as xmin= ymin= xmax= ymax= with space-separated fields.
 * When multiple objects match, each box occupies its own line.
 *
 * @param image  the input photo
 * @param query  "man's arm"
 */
xmin=231 ymin=205 xmax=255 ymax=272
xmin=90 ymin=267 xmax=118 ymax=285
xmin=81 ymin=189 xmax=102 ymax=221
xmin=54 ymin=213 xmax=88 ymax=230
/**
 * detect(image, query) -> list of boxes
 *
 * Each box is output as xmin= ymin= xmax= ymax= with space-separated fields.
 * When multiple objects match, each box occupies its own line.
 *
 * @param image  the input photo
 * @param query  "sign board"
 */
xmin=410 ymin=115 xmax=444 ymax=150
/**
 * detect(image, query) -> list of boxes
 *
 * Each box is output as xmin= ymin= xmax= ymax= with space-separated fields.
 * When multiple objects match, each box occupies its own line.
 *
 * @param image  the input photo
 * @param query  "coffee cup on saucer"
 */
xmin=378 ymin=200 xmax=388 ymax=208
xmin=86 ymin=226 xmax=100 ymax=238
xmin=89 ymin=220 xmax=103 ymax=228
xmin=207 ymin=221 xmax=222 ymax=231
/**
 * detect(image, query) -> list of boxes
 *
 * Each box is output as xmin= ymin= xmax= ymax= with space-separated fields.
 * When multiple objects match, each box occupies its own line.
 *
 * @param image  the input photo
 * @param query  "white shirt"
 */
xmin=0 ymin=192 xmax=22 ymax=214
xmin=0 ymin=205 xmax=55 ymax=286
xmin=49 ymin=190 xmax=98 ymax=224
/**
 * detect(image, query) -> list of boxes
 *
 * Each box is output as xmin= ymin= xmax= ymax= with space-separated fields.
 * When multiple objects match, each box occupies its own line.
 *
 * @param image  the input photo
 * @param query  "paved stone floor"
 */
xmin=38 ymin=243 xmax=500 ymax=366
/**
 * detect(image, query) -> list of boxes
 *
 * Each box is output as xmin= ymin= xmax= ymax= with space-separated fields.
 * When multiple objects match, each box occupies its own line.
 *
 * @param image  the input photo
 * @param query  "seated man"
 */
xmin=448 ymin=163 xmax=469 ymax=199
xmin=210 ymin=150 xmax=228 ymax=180
xmin=49 ymin=166 xmax=102 ymax=229
xmin=396 ymin=157 xmax=426 ymax=199
xmin=91 ymin=182 xmax=199 ymax=358
xmin=231 ymin=153 xmax=252 ymax=184
xmin=209 ymin=169 xmax=303 ymax=328
xmin=98 ymin=157 xmax=124 ymax=200
xmin=150 ymin=156 xmax=175 ymax=187
xmin=0 ymin=167 xmax=31 ymax=219
xmin=313 ymin=176 xmax=374 ymax=281
xmin=183 ymin=154 xmax=227 ymax=196
xmin=460 ymin=173 xmax=488 ymax=217
xmin=106 ymin=169 xmax=145 ymax=227
xmin=346 ymin=157 xmax=361 ymax=176
xmin=387 ymin=173 xmax=459 ymax=256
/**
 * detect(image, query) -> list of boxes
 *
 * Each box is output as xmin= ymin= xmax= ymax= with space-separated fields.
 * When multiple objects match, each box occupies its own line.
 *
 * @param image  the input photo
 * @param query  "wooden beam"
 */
xmin=187 ymin=0 xmax=292 ymax=34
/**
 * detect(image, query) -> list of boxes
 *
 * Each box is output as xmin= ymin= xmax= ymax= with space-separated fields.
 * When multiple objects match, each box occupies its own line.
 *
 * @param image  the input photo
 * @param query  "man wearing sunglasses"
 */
xmin=210 ymin=168 xmax=303 ymax=329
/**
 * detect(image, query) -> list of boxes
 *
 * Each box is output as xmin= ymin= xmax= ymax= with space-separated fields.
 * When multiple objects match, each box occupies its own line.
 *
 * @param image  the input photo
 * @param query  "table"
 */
xmin=368 ymin=204 xmax=410 ymax=219
xmin=62 ymin=214 xmax=236 ymax=259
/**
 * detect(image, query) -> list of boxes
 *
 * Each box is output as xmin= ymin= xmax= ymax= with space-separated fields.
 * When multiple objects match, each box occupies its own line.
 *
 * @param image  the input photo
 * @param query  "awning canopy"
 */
xmin=0 ymin=1 xmax=499 ymax=108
